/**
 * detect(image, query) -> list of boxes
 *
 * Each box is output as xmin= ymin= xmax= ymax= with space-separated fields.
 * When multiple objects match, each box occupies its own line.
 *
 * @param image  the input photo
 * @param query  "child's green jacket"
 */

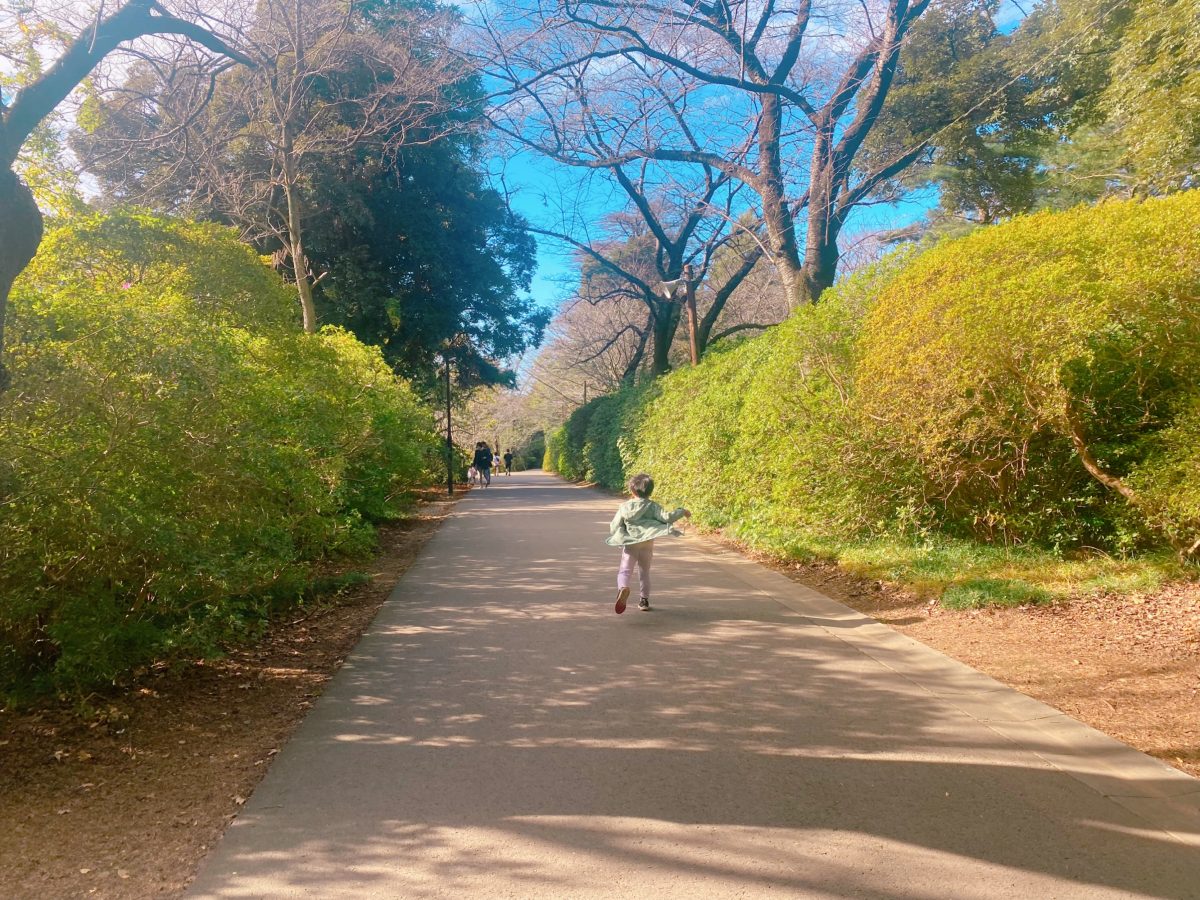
xmin=606 ymin=498 xmax=688 ymax=547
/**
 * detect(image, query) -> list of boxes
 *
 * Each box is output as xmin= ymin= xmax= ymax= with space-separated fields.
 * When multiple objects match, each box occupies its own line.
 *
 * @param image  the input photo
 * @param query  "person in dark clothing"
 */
xmin=472 ymin=442 xmax=494 ymax=487
xmin=503 ymin=450 xmax=514 ymax=475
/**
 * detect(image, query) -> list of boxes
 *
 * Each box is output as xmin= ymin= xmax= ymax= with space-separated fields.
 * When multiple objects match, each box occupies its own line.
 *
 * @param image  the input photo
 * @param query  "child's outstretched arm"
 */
xmin=655 ymin=503 xmax=692 ymax=524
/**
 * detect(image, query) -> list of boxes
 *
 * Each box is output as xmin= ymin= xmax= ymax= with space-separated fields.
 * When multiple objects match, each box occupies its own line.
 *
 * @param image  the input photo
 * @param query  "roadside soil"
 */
xmin=0 ymin=492 xmax=458 ymax=900
xmin=728 ymin=538 xmax=1200 ymax=779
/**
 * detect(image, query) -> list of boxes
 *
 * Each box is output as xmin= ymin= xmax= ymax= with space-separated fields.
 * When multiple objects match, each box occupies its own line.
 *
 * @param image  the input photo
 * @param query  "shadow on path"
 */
xmin=189 ymin=473 xmax=1200 ymax=900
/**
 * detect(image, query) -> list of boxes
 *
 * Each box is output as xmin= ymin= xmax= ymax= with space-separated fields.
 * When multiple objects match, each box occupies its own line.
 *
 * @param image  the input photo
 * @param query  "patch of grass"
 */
xmin=724 ymin=522 xmax=1190 ymax=605
xmin=940 ymin=578 xmax=1051 ymax=610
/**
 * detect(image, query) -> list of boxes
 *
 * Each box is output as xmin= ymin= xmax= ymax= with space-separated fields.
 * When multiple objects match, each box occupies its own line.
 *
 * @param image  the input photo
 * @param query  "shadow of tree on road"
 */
xmin=190 ymin=476 xmax=1200 ymax=900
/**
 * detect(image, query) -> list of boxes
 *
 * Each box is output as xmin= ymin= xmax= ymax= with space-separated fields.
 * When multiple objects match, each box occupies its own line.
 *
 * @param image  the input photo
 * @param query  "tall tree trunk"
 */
xmin=756 ymin=95 xmax=805 ymax=309
xmin=0 ymin=169 xmax=45 ymax=389
xmin=649 ymin=298 xmax=682 ymax=376
xmin=280 ymin=137 xmax=317 ymax=333
xmin=802 ymin=180 xmax=843 ymax=304
xmin=620 ymin=312 xmax=653 ymax=383
xmin=799 ymin=117 xmax=847 ymax=306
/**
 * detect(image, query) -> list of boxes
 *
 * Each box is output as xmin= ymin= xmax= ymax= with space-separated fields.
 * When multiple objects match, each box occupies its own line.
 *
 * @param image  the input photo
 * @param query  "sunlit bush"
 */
xmin=1129 ymin=398 xmax=1200 ymax=558
xmin=547 ymin=259 xmax=908 ymax=538
xmin=546 ymin=193 xmax=1200 ymax=568
xmin=0 ymin=213 xmax=435 ymax=695
xmin=857 ymin=192 xmax=1200 ymax=550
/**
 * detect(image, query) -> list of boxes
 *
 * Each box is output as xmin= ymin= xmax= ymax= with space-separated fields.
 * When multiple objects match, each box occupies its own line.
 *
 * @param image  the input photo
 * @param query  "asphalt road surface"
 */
xmin=188 ymin=471 xmax=1200 ymax=899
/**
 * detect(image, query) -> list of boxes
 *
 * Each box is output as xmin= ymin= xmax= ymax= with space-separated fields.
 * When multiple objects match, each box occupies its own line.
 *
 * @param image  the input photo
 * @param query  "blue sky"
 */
xmin=494 ymin=1 xmax=1030 ymax=313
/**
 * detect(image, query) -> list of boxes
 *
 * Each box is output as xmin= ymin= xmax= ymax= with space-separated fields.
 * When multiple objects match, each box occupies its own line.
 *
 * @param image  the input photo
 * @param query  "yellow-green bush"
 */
xmin=857 ymin=192 xmax=1200 ymax=550
xmin=547 ymin=260 xmax=910 ymax=539
xmin=581 ymin=382 xmax=658 ymax=491
xmin=546 ymin=193 xmax=1200 ymax=576
xmin=0 ymin=212 xmax=436 ymax=696
xmin=557 ymin=398 xmax=601 ymax=481
xmin=620 ymin=259 xmax=916 ymax=541
xmin=543 ymin=424 xmax=564 ymax=473
xmin=1129 ymin=397 xmax=1200 ymax=556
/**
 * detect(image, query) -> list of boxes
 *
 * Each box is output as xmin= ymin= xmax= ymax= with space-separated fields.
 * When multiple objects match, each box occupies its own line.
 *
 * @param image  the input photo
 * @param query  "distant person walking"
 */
xmin=472 ymin=442 xmax=494 ymax=487
xmin=503 ymin=450 xmax=514 ymax=475
xmin=605 ymin=473 xmax=690 ymax=613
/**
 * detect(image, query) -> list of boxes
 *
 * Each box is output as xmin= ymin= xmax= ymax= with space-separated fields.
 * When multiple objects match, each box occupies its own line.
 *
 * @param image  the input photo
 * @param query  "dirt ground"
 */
xmin=0 ymin=494 xmax=457 ymax=900
xmin=2 ymin=492 xmax=1198 ymax=900
xmin=735 ymin=542 xmax=1200 ymax=779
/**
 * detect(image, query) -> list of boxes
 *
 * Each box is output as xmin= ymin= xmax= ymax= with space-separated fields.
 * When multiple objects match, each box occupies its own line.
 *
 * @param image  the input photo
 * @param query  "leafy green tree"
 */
xmin=0 ymin=20 xmax=87 ymax=219
xmin=0 ymin=0 xmax=250 ymax=389
xmin=923 ymin=0 xmax=1200 ymax=214
xmin=998 ymin=0 xmax=1145 ymax=202
xmin=79 ymin=0 xmax=543 ymax=388
xmin=302 ymin=135 xmax=546 ymax=392
xmin=862 ymin=0 xmax=1054 ymax=230
xmin=1100 ymin=0 xmax=1200 ymax=189
xmin=77 ymin=0 xmax=463 ymax=333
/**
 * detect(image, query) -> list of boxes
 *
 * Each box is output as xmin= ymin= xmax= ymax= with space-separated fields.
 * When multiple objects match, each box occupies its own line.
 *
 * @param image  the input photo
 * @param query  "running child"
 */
xmin=605 ymin=473 xmax=690 ymax=613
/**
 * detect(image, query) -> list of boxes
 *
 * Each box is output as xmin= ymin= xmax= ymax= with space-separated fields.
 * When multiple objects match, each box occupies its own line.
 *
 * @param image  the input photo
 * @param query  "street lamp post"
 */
xmin=444 ymin=354 xmax=454 ymax=497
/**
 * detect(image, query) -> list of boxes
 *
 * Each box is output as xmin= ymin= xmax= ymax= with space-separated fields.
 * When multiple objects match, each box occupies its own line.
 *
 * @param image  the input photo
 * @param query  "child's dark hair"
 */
xmin=627 ymin=473 xmax=654 ymax=498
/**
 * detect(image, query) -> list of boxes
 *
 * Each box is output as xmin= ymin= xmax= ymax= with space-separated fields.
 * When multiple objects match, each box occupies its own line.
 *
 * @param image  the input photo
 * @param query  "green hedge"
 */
xmin=857 ymin=192 xmax=1200 ymax=551
xmin=0 ymin=212 xmax=437 ymax=696
xmin=544 ymin=193 xmax=1200 ymax=562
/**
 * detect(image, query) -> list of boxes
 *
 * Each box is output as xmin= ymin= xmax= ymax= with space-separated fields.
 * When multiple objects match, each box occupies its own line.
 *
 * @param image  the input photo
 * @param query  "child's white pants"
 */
xmin=617 ymin=541 xmax=654 ymax=598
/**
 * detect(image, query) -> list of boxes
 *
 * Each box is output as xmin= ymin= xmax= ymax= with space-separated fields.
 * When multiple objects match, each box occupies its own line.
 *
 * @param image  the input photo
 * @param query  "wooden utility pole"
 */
xmin=682 ymin=264 xmax=700 ymax=366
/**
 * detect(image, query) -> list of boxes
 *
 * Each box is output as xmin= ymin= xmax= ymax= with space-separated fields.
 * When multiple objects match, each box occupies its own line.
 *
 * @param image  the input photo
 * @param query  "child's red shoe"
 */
xmin=615 ymin=587 xmax=629 ymax=614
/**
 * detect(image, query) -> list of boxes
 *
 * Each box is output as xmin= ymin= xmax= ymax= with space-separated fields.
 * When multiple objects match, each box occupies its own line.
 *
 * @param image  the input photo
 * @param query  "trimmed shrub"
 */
xmin=543 ymin=424 xmax=565 ymax=473
xmin=546 ymin=256 xmax=920 ymax=537
xmin=544 ymin=386 xmax=652 ymax=486
xmin=545 ymin=193 xmax=1200 ymax=596
xmin=580 ymin=381 xmax=657 ymax=491
xmin=544 ymin=192 xmax=1200 ymax=607
xmin=630 ymin=258 xmax=910 ymax=538
xmin=0 ymin=213 xmax=436 ymax=696
xmin=548 ymin=399 xmax=598 ymax=480
xmin=581 ymin=393 xmax=628 ymax=490
xmin=1129 ymin=397 xmax=1200 ymax=558
xmin=856 ymin=192 xmax=1200 ymax=550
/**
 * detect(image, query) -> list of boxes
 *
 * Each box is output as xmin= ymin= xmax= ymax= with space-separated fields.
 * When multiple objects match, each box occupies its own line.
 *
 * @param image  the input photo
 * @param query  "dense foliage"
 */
xmin=857 ymin=193 xmax=1200 ymax=550
xmin=902 ymin=0 xmax=1200 ymax=229
xmin=1099 ymin=0 xmax=1200 ymax=188
xmin=545 ymin=194 xmax=1200 ymax=578
xmin=309 ymin=137 xmax=547 ymax=391
xmin=0 ymin=213 xmax=437 ymax=696
xmin=75 ymin=0 xmax=546 ymax=391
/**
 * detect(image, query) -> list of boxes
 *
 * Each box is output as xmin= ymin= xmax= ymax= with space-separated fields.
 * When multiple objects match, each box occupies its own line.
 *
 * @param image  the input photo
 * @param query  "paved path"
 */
xmin=189 ymin=472 xmax=1200 ymax=899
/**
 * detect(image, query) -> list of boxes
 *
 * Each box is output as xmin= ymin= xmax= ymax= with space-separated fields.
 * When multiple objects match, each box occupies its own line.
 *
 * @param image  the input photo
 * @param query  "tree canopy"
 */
xmin=76 ymin=0 xmax=545 ymax=387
